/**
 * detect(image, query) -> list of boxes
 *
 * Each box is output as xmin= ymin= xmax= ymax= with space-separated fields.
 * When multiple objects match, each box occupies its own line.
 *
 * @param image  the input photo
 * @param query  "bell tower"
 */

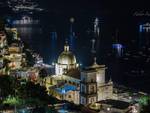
xmin=80 ymin=68 xmax=97 ymax=105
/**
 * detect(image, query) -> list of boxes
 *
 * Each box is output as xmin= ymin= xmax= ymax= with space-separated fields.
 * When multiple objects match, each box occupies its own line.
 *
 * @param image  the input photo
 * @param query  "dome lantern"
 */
xmin=55 ymin=43 xmax=78 ymax=75
xmin=57 ymin=44 xmax=77 ymax=65
xmin=64 ymin=43 xmax=69 ymax=52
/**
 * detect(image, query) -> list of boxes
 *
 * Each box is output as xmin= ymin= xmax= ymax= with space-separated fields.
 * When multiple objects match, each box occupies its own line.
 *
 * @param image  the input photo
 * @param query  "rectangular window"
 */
xmin=82 ymin=97 xmax=85 ymax=104
xmin=82 ymin=85 xmax=85 ymax=93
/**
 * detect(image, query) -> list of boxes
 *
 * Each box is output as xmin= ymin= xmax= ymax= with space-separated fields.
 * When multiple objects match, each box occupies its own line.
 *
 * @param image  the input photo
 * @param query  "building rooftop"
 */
xmin=81 ymin=67 xmax=97 ymax=73
xmin=66 ymin=68 xmax=80 ymax=79
xmin=97 ymin=99 xmax=130 ymax=109
xmin=57 ymin=43 xmax=77 ymax=65
xmin=55 ymin=84 xmax=77 ymax=94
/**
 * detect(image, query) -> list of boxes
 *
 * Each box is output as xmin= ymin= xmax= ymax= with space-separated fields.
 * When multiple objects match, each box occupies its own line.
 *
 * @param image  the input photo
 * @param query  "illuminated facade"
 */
xmin=47 ymin=43 xmax=113 ymax=105
xmin=55 ymin=43 xmax=79 ymax=75
xmin=0 ymin=31 xmax=7 ymax=55
xmin=0 ymin=31 xmax=7 ymax=74
xmin=12 ymin=16 xmax=39 ymax=25
xmin=139 ymin=23 xmax=150 ymax=47
xmin=4 ymin=43 xmax=25 ymax=70
xmin=68 ymin=17 xmax=76 ymax=52
xmin=11 ymin=28 xmax=19 ymax=40
xmin=112 ymin=43 xmax=124 ymax=57
xmin=0 ymin=28 xmax=27 ymax=75
xmin=50 ymin=31 xmax=57 ymax=63
xmin=80 ymin=58 xmax=113 ymax=105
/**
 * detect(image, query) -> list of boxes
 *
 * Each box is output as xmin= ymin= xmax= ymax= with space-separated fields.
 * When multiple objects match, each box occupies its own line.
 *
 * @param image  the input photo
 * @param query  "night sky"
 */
xmin=39 ymin=0 xmax=150 ymax=14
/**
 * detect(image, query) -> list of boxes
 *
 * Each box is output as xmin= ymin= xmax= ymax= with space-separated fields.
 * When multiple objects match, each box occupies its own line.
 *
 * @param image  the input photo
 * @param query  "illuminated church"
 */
xmin=55 ymin=43 xmax=79 ymax=75
xmin=47 ymin=42 xmax=113 ymax=105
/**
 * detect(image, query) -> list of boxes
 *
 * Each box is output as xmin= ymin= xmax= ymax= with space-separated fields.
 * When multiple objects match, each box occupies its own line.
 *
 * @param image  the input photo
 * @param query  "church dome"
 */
xmin=57 ymin=44 xmax=76 ymax=65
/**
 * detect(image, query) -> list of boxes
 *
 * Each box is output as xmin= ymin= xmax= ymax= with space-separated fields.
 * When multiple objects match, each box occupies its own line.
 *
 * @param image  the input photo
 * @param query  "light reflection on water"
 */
xmin=11 ymin=15 xmax=150 ymax=93
xmin=13 ymin=17 xmax=91 ymax=65
xmin=16 ymin=25 xmax=43 ymax=51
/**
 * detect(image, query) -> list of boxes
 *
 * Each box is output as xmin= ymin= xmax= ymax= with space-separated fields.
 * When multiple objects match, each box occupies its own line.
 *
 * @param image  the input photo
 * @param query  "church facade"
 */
xmin=47 ymin=43 xmax=113 ymax=105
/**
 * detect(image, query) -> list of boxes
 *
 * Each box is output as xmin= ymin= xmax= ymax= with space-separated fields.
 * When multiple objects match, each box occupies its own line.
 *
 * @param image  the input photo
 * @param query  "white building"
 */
xmin=80 ymin=58 xmax=113 ymax=105
xmin=55 ymin=43 xmax=79 ymax=75
xmin=47 ymin=43 xmax=113 ymax=105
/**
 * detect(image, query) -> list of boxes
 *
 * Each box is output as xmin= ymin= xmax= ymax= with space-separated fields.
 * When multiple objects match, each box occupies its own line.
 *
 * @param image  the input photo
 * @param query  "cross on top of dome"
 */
xmin=64 ymin=40 xmax=69 ymax=52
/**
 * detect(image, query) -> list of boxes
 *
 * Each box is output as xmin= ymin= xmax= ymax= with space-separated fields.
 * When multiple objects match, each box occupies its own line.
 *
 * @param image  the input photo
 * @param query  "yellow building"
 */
xmin=4 ymin=43 xmax=25 ymax=70
xmin=0 ymin=31 xmax=7 ymax=55
xmin=5 ymin=28 xmax=20 ymax=40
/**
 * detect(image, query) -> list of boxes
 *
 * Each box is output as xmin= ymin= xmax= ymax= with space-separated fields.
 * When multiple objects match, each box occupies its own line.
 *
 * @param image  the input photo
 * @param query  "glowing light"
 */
xmin=112 ymin=43 xmax=124 ymax=57
xmin=94 ymin=18 xmax=99 ymax=26
xmin=139 ymin=25 xmax=143 ymax=32
xmin=22 ymin=110 xmax=25 ymax=113
xmin=50 ymin=31 xmax=57 ymax=63
xmin=139 ymin=23 xmax=150 ymax=33
xmin=107 ymin=107 xmax=111 ymax=111
xmin=12 ymin=16 xmax=39 ymax=25
xmin=112 ymin=43 xmax=123 ymax=49
xmin=52 ymin=62 xmax=55 ymax=65
xmin=56 ymin=85 xmax=77 ymax=94
xmin=6 ymin=18 xmax=11 ymax=23
xmin=62 ymin=89 xmax=66 ymax=94
xmin=70 ymin=17 xmax=75 ymax=23
xmin=138 ymin=96 xmax=149 ymax=105
xmin=58 ymin=109 xmax=68 ymax=113
xmin=3 ymin=96 xmax=21 ymax=105
xmin=91 ymin=39 xmax=96 ymax=53
xmin=68 ymin=18 xmax=76 ymax=51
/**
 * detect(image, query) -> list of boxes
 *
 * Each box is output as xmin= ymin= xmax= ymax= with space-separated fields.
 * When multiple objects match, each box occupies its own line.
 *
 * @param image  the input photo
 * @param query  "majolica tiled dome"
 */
xmin=58 ymin=44 xmax=76 ymax=65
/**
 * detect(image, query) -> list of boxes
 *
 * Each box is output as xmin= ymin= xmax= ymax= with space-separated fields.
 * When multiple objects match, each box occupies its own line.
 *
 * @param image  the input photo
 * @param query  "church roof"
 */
xmin=55 ymin=84 xmax=77 ymax=94
xmin=88 ymin=57 xmax=106 ymax=69
xmin=66 ymin=68 xmax=80 ymax=79
xmin=58 ymin=51 xmax=76 ymax=65
xmin=57 ymin=43 xmax=77 ymax=65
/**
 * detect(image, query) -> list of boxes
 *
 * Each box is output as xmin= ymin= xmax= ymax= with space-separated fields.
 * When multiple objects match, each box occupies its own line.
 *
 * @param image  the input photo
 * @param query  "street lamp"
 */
xmin=107 ymin=107 xmax=111 ymax=111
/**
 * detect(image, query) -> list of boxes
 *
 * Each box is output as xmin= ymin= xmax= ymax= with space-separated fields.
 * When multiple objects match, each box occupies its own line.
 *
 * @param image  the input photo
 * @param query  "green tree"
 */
xmin=141 ymin=97 xmax=150 ymax=113
xmin=0 ymin=75 xmax=16 ymax=100
xmin=20 ymin=81 xmax=48 ymax=102
xmin=24 ymin=50 xmax=35 ymax=66
xmin=3 ymin=59 xmax=11 ymax=74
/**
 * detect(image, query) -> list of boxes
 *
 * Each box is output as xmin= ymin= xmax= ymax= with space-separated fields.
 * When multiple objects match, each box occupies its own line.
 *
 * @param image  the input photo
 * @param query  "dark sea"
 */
xmin=1 ymin=8 xmax=150 ymax=93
